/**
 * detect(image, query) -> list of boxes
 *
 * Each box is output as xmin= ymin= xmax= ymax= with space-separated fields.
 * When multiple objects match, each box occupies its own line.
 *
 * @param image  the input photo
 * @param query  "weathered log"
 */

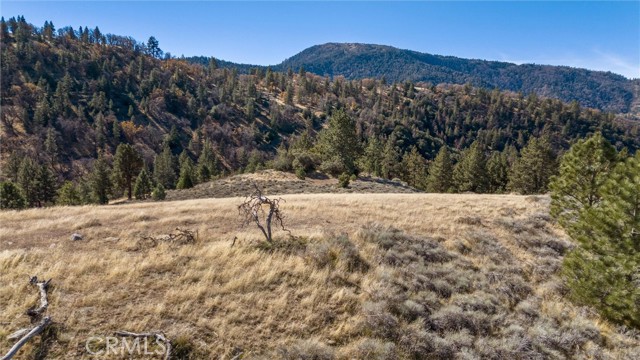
xmin=26 ymin=276 xmax=51 ymax=320
xmin=114 ymin=331 xmax=172 ymax=360
xmin=1 ymin=316 xmax=51 ymax=360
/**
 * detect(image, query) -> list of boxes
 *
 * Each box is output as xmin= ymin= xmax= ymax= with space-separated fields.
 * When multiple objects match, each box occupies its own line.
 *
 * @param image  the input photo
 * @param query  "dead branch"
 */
xmin=1 ymin=317 xmax=52 ymax=360
xmin=137 ymin=228 xmax=198 ymax=250
xmin=114 ymin=331 xmax=172 ymax=360
xmin=2 ymin=276 xmax=53 ymax=360
xmin=238 ymin=183 xmax=289 ymax=242
xmin=26 ymin=276 xmax=51 ymax=321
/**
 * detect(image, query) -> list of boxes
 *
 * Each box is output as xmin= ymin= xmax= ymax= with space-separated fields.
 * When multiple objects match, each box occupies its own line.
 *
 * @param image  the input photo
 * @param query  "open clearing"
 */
xmin=1 ymin=193 xmax=639 ymax=358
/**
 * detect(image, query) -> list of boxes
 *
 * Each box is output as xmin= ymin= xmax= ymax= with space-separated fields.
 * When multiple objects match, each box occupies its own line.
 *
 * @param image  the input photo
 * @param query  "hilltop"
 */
xmin=191 ymin=43 xmax=640 ymax=114
xmin=1 ymin=193 xmax=639 ymax=358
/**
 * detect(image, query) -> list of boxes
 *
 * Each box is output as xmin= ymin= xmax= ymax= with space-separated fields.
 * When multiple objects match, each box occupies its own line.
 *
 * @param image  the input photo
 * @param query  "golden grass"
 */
xmin=0 ymin=193 xmax=637 ymax=358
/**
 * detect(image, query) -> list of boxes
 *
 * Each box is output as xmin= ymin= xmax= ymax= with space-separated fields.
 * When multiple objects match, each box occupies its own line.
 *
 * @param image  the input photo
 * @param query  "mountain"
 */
xmin=271 ymin=43 xmax=638 ymax=114
xmin=2 ymin=17 xmax=639 ymax=206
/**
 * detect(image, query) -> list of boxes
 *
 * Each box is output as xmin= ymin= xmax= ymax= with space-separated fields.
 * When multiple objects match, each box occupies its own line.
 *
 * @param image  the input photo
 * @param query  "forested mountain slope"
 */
xmin=1 ymin=17 xmax=638 ymax=201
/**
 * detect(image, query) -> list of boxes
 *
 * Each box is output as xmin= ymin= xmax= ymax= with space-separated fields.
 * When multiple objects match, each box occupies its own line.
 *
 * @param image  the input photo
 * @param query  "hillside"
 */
xmin=2 ymin=17 xmax=640 ymax=209
xmin=1 ymin=194 xmax=639 ymax=358
xmin=274 ymin=43 xmax=638 ymax=114
xmin=165 ymin=170 xmax=419 ymax=201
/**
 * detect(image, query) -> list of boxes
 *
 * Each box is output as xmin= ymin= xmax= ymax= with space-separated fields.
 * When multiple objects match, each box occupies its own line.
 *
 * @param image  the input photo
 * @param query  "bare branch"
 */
xmin=1 ymin=317 xmax=52 ymax=360
xmin=238 ymin=183 xmax=288 ymax=242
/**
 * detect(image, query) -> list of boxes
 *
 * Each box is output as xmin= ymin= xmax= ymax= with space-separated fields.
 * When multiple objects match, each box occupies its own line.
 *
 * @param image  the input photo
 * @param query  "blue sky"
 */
xmin=3 ymin=1 xmax=639 ymax=78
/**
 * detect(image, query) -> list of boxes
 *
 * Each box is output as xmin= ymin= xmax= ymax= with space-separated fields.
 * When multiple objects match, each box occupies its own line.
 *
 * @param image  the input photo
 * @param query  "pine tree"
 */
xmin=361 ymin=137 xmax=384 ymax=177
xmin=36 ymin=164 xmax=57 ymax=206
xmin=90 ymin=155 xmax=111 ymax=204
xmin=402 ymin=146 xmax=428 ymax=189
xmin=57 ymin=181 xmax=82 ymax=206
xmin=112 ymin=144 xmax=143 ymax=199
xmin=0 ymin=181 xmax=26 ymax=209
xmin=316 ymin=109 xmax=360 ymax=176
xmin=487 ymin=150 xmax=510 ymax=193
xmin=508 ymin=137 xmax=557 ymax=194
xmin=134 ymin=168 xmax=153 ymax=200
xmin=549 ymin=132 xmax=618 ymax=230
xmin=151 ymin=184 xmax=166 ymax=201
xmin=453 ymin=140 xmax=489 ymax=193
xmin=562 ymin=152 xmax=640 ymax=328
xmin=381 ymin=135 xmax=402 ymax=179
xmin=176 ymin=159 xmax=194 ymax=190
xmin=426 ymin=146 xmax=453 ymax=193
xmin=197 ymin=141 xmax=217 ymax=182
xmin=17 ymin=157 xmax=39 ymax=207
xmin=154 ymin=146 xmax=177 ymax=189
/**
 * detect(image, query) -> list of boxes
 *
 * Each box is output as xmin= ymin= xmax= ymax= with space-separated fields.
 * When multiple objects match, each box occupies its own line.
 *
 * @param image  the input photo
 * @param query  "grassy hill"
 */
xmin=1 ymin=193 xmax=639 ymax=358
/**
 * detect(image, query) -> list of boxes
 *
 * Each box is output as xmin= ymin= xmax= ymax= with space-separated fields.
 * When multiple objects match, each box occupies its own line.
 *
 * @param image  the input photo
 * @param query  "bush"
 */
xmin=280 ymin=339 xmax=335 ymax=360
xmin=338 ymin=172 xmax=350 ymax=188
xmin=0 ymin=181 xmax=26 ymax=209
xmin=151 ymin=184 xmax=166 ymax=200
xmin=295 ymin=166 xmax=306 ymax=180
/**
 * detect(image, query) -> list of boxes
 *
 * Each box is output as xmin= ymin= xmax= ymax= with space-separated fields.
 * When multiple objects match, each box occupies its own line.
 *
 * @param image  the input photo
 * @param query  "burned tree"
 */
xmin=238 ymin=184 xmax=287 ymax=243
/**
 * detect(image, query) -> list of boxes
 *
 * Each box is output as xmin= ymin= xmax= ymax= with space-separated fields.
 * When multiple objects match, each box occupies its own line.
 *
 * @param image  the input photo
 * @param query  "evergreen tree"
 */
xmin=401 ymin=146 xmax=428 ymax=189
xmin=487 ymin=150 xmax=510 ymax=193
xmin=562 ymin=152 xmax=640 ymax=328
xmin=176 ymin=158 xmax=195 ymax=189
xmin=17 ymin=157 xmax=39 ymax=207
xmin=57 ymin=181 xmax=82 ymax=206
xmin=90 ymin=155 xmax=111 ymax=204
xmin=0 ymin=181 xmax=26 ymax=209
xmin=36 ymin=164 xmax=57 ymax=205
xmin=361 ymin=137 xmax=384 ymax=177
xmin=151 ymin=184 xmax=166 ymax=201
xmin=508 ymin=137 xmax=557 ymax=194
xmin=3 ymin=152 xmax=22 ymax=182
xmin=44 ymin=127 xmax=59 ymax=170
xmin=133 ymin=168 xmax=153 ymax=200
xmin=154 ymin=146 xmax=177 ymax=189
xmin=316 ymin=109 xmax=360 ymax=176
xmin=549 ymin=132 xmax=618 ymax=230
xmin=112 ymin=144 xmax=143 ymax=199
xmin=426 ymin=146 xmax=453 ymax=193
xmin=453 ymin=140 xmax=489 ymax=193
xmin=381 ymin=135 xmax=402 ymax=179
xmin=197 ymin=141 xmax=217 ymax=182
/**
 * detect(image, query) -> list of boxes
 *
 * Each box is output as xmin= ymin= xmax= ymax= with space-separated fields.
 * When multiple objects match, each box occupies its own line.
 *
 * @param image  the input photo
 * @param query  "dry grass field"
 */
xmin=1 ymin=193 xmax=639 ymax=359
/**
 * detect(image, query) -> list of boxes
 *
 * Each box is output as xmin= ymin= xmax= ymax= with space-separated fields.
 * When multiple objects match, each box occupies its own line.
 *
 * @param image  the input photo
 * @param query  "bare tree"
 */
xmin=238 ymin=184 xmax=287 ymax=242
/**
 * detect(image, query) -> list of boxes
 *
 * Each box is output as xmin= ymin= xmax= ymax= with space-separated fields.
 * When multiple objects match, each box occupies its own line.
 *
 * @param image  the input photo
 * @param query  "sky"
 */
xmin=3 ymin=1 xmax=639 ymax=79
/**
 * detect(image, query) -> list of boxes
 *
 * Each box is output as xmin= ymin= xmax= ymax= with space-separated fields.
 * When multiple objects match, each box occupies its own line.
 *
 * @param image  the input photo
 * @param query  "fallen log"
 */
xmin=26 ymin=276 xmax=51 ymax=320
xmin=1 ymin=316 xmax=51 ymax=360
xmin=1 ymin=277 xmax=53 ymax=360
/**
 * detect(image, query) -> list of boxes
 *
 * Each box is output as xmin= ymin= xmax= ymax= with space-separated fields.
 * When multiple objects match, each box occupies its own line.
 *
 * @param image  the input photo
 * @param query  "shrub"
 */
xmin=280 ymin=339 xmax=335 ymax=360
xmin=338 ymin=172 xmax=350 ymax=188
xmin=151 ymin=184 xmax=166 ymax=200
xmin=295 ymin=166 xmax=306 ymax=180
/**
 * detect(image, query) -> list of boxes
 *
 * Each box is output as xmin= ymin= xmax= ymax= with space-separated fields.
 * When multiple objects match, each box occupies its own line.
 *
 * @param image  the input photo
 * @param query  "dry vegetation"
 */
xmin=1 ymin=193 xmax=639 ymax=359
xmin=165 ymin=170 xmax=418 ymax=201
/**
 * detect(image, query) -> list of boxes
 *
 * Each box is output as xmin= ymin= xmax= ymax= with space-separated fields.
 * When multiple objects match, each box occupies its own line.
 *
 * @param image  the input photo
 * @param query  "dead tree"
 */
xmin=238 ymin=184 xmax=288 ymax=242
xmin=2 ymin=277 xmax=53 ymax=360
